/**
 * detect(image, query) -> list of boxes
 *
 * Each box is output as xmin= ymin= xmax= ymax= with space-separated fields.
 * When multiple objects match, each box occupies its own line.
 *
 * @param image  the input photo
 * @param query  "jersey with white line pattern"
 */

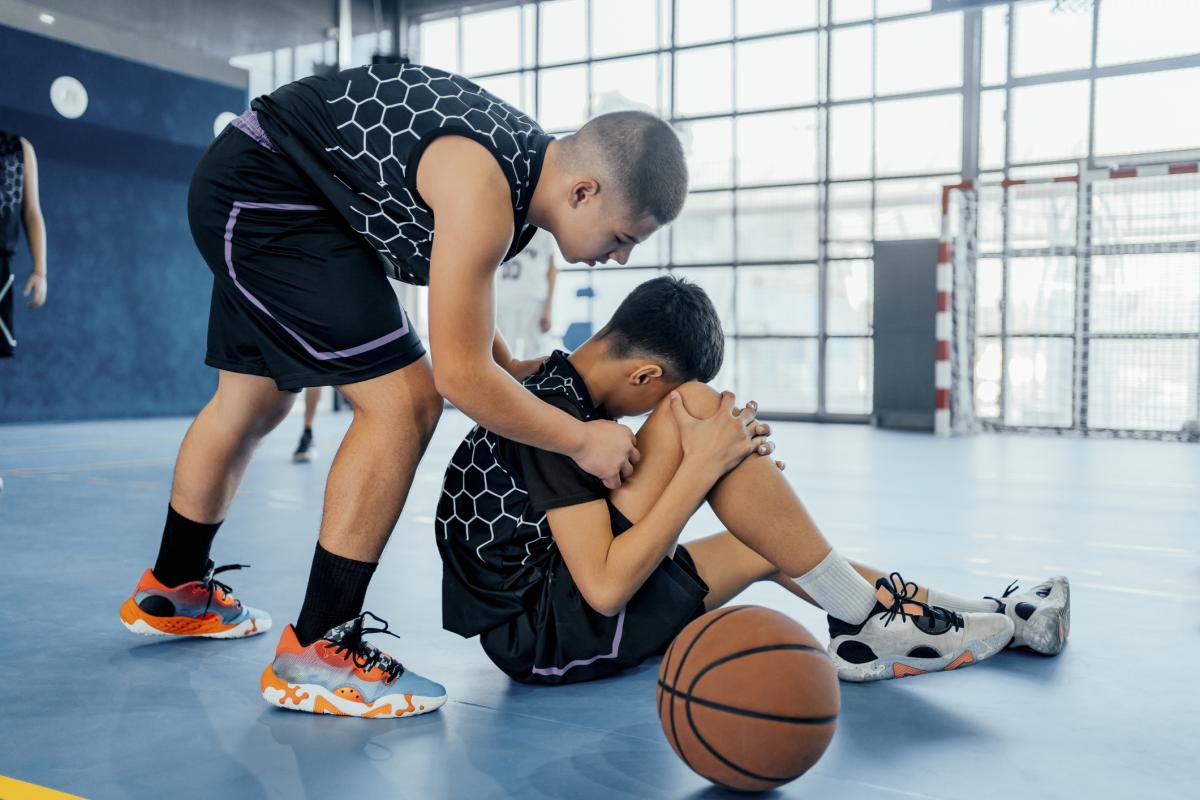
xmin=436 ymin=351 xmax=611 ymax=638
xmin=252 ymin=63 xmax=552 ymax=286
xmin=0 ymin=132 xmax=24 ymax=255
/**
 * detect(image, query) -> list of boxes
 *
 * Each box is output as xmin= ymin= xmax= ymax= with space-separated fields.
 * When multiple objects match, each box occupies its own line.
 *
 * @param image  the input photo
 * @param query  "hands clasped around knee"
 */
xmin=669 ymin=390 xmax=775 ymax=478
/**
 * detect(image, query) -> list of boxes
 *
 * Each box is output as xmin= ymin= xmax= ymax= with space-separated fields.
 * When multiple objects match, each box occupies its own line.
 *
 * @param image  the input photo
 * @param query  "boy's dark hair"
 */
xmin=597 ymin=276 xmax=724 ymax=383
xmin=563 ymin=111 xmax=688 ymax=224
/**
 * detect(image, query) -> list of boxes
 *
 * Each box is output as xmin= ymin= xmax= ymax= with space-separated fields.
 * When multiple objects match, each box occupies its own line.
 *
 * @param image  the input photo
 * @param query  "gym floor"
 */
xmin=1 ymin=409 xmax=1195 ymax=799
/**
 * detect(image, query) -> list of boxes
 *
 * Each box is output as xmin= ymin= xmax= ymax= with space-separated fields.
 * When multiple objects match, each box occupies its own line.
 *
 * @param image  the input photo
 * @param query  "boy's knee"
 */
xmin=670 ymin=381 xmax=724 ymax=419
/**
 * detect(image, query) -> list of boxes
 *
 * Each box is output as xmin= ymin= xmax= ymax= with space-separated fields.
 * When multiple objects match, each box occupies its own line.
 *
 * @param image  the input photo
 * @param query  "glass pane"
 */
xmin=670 ymin=267 xmax=736 ymax=333
xmin=737 ymin=0 xmax=817 ymax=35
xmin=474 ymin=73 xmax=522 ymax=108
xmin=538 ymin=65 xmax=588 ymax=131
xmin=419 ymin=17 xmax=458 ymax=72
xmin=592 ymin=0 xmax=657 ymax=58
xmin=677 ymin=0 xmax=732 ymax=45
xmin=672 ymin=191 xmax=734 ymax=263
xmin=1007 ymin=256 xmax=1075 ymax=334
xmin=875 ymin=175 xmax=953 ymax=240
xmin=830 ymin=103 xmax=873 ymax=179
xmin=976 ymin=185 xmax=1005 ymax=253
xmin=294 ymin=41 xmax=328 ymax=82
xmin=1094 ymin=69 xmax=1200 ymax=158
xmin=462 ymin=7 xmax=520 ymax=75
xmin=592 ymin=268 xmax=666 ymax=326
xmin=832 ymin=0 xmax=872 ymax=24
xmin=1008 ymin=80 xmax=1089 ymax=163
xmin=1091 ymin=254 xmax=1200 ymax=334
xmin=737 ymin=266 xmax=818 ymax=335
xmin=736 ymin=34 xmax=817 ymax=110
xmin=974 ymin=338 xmax=1003 ymax=418
xmin=540 ymin=0 xmax=587 ymax=65
xmin=626 ymin=222 xmax=670 ymax=268
xmin=1098 ymin=0 xmax=1200 ymax=66
xmin=976 ymin=257 xmax=1003 ymax=335
xmin=736 ymin=186 xmax=819 ymax=261
xmin=676 ymin=118 xmax=734 ymax=189
xmin=736 ymin=110 xmax=819 ymax=184
xmin=1092 ymin=173 xmax=1200 ymax=246
xmin=831 ymin=25 xmax=872 ymax=101
xmin=875 ymin=13 xmax=962 ymax=96
xmin=877 ymin=0 xmax=932 ymax=16
xmin=826 ymin=338 xmax=873 ymax=414
xmin=1005 ymin=338 xmax=1073 ymax=427
xmin=738 ymin=339 xmax=819 ymax=413
xmin=550 ymin=269 xmax=592 ymax=341
xmin=592 ymin=55 xmax=659 ymax=116
xmin=675 ymin=45 xmax=734 ymax=116
xmin=828 ymin=181 xmax=873 ymax=249
xmin=875 ymin=94 xmax=962 ymax=176
xmin=979 ymin=89 xmax=1006 ymax=170
xmin=1011 ymin=0 xmax=1093 ymax=77
xmin=827 ymin=260 xmax=873 ymax=335
xmin=1089 ymin=340 xmax=1199 ymax=431
xmin=982 ymin=4 xmax=1009 ymax=85
xmin=524 ymin=4 xmax=537 ymax=66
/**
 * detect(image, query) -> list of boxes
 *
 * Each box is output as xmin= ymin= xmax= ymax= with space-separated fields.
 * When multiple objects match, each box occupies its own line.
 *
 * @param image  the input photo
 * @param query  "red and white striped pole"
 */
xmin=935 ymin=181 xmax=970 ymax=436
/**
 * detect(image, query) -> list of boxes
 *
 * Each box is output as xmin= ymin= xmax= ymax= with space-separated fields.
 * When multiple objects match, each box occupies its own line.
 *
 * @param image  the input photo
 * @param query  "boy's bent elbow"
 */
xmin=579 ymin=584 xmax=625 ymax=618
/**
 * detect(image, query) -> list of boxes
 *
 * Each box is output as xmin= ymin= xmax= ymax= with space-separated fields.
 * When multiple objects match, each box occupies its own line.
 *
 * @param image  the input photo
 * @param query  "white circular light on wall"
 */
xmin=213 ymin=111 xmax=238 ymax=137
xmin=49 ymin=76 xmax=88 ymax=119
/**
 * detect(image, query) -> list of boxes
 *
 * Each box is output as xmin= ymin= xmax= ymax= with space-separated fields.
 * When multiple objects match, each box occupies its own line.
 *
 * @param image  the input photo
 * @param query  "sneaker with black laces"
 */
xmin=293 ymin=428 xmax=316 ymax=463
xmin=119 ymin=561 xmax=271 ymax=638
xmin=987 ymin=576 xmax=1070 ymax=655
xmin=827 ymin=573 xmax=1014 ymax=682
xmin=261 ymin=612 xmax=447 ymax=718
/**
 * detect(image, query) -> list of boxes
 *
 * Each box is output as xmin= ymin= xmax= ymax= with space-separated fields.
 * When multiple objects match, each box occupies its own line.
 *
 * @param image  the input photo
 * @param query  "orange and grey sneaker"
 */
xmin=261 ymin=612 xmax=447 ymax=718
xmin=119 ymin=561 xmax=271 ymax=639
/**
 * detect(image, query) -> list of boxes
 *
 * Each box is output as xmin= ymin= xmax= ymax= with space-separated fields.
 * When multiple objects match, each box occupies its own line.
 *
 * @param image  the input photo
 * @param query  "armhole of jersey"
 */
xmin=405 ymin=126 xmax=522 ymax=235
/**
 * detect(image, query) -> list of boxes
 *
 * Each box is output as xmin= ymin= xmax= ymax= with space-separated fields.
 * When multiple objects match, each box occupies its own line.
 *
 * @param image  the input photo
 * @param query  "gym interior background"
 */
xmin=1 ymin=1 xmax=1196 ymax=798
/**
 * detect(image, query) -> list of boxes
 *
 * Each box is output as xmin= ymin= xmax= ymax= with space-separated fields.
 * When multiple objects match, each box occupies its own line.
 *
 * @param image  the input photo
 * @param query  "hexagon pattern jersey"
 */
xmin=436 ymin=350 xmax=610 ymax=637
xmin=252 ymin=62 xmax=552 ymax=286
xmin=0 ymin=131 xmax=24 ymax=255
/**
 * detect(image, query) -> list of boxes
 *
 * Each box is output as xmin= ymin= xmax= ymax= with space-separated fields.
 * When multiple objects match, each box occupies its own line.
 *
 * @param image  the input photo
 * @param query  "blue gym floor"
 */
xmin=1 ymin=410 xmax=1196 ymax=799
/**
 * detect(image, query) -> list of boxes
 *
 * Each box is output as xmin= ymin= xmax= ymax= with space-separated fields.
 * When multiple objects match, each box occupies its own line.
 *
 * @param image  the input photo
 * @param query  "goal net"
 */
xmin=936 ymin=162 xmax=1200 ymax=441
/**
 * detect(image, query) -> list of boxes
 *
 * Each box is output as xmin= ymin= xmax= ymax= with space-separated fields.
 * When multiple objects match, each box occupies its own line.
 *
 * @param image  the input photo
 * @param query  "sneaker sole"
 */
xmin=1011 ymin=577 xmax=1070 ymax=655
xmin=260 ymin=665 xmax=446 ymax=719
xmin=119 ymin=598 xmax=271 ymax=639
xmin=829 ymin=625 xmax=1013 ymax=683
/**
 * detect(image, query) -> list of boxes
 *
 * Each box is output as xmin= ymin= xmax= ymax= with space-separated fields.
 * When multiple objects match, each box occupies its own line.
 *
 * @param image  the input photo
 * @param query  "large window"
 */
xmin=405 ymin=0 xmax=1199 ymax=422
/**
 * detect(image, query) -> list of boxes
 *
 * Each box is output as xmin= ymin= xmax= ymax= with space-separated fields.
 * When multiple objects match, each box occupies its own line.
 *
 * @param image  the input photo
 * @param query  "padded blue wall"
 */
xmin=0 ymin=25 xmax=245 ymax=423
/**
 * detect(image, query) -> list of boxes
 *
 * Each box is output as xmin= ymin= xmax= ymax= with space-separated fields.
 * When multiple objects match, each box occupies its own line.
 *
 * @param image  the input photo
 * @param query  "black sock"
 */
xmin=294 ymin=543 xmax=377 ymax=646
xmin=153 ymin=505 xmax=221 ymax=587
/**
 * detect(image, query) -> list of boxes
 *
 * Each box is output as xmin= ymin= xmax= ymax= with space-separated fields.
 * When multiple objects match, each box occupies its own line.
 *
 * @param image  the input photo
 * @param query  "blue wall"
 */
xmin=0 ymin=25 xmax=245 ymax=423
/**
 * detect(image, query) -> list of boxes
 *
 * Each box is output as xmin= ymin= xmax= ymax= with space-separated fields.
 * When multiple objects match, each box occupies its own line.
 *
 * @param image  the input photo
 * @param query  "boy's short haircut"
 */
xmin=597 ymin=276 xmax=724 ymax=383
xmin=566 ymin=111 xmax=688 ymax=224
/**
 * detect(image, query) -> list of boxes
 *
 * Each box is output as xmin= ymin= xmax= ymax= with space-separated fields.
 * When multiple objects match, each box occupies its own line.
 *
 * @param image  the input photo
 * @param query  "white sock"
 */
xmin=795 ymin=549 xmax=878 ymax=624
xmin=927 ymin=588 xmax=998 ymax=614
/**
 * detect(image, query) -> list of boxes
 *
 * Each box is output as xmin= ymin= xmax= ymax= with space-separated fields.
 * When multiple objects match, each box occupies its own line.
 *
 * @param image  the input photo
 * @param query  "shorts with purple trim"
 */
xmin=479 ymin=506 xmax=709 ymax=686
xmin=188 ymin=120 xmax=425 ymax=391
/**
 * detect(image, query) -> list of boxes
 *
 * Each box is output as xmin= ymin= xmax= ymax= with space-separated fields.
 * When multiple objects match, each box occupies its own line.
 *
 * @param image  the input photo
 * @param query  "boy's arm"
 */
xmin=418 ymin=135 xmax=638 ymax=489
xmin=20 ymin=138 xmax=47 ymax=309
xmin=539 ymin=254 xmax=557 ymax=333
xmin=546 ymin=392 xmax=761 ymax=617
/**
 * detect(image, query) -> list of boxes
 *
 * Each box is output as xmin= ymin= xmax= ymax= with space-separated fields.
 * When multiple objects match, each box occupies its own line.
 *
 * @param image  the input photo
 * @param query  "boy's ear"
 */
xmin=570 ymin=178 xmax=599 ymax=207
xmin=631 ymin=363 xmax=664 ymax=385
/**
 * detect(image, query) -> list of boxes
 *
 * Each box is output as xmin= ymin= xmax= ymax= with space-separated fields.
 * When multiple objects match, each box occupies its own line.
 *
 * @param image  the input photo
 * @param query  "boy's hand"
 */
xmin=506 ymin=356 xmax=546 ymax=380
xmin=669 ymin=391 xmax=772 ymax=479
xmin=574 ymin=420 xmax=640 ymax=490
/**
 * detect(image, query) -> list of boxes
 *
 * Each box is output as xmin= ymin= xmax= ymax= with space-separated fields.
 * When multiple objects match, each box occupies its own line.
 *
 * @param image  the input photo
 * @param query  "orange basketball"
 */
xmin=656 ymin=605 xmax=840 ymax=792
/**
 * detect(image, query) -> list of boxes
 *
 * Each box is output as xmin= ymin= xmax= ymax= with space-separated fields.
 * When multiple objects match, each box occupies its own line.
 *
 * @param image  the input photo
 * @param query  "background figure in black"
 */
xmin=0 ymin=130 xmax=48 ymax=359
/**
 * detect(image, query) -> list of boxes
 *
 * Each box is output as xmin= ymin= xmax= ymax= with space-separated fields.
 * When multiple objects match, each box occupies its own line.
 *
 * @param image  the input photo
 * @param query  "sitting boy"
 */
xmin=435 ymin=277 xmax=1070 ymax=684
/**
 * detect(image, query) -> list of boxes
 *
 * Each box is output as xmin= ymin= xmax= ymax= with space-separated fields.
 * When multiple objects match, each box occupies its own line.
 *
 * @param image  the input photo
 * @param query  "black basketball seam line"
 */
xmin=668 ymin=606 xmax=751 ymax=774
xmin=657 ymin=681 xmax=839 ymax=725
xmin=685 ymin=640 xmax=837 ymax=786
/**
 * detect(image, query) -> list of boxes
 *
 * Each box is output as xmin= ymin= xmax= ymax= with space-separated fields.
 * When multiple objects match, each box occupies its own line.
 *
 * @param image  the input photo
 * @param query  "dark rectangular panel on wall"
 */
xmin=0 ymin=25 xmax=247 ymax=424
xmin=872 ymin=239 xmax=939 ymax=432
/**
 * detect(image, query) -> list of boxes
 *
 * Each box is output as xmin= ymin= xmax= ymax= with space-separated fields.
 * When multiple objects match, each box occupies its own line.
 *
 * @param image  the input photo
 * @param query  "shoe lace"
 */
xmin=879 ymin=572 xmax=963 ymax=631
xmin=201 ymin=562 xmax=248 ymax=616
xmin=984 ymin=579 xmax=1020 ymax=609
xmin=322 ymin=611 xmax=406 ymax=684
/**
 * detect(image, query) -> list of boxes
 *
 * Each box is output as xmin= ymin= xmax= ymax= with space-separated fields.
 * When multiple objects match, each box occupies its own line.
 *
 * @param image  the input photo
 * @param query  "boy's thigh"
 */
xmin=610 ymin=381 xmax=725 ymax=523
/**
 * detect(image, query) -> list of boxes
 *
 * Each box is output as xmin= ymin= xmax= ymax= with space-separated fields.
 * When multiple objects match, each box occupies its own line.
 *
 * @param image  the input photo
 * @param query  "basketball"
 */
xmin=656 ymin=605 xmax=840 ymax=792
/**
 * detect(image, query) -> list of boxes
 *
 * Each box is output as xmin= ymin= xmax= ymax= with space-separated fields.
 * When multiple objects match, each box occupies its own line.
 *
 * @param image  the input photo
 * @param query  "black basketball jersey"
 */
xmin=0 ymin=132 xmax=24 ymax=256
xmin=436 ymin=351 xmax=613 ymax=637
xmin=253 ymin=63 xmax=551 ymax=286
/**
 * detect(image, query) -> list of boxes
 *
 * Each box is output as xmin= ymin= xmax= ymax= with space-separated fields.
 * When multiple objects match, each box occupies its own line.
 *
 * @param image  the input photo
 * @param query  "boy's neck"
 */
xmin=566 ymin=338 xmax=615 ymax=410
xmin=526 ymin=140 xmax=562 ymax=232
